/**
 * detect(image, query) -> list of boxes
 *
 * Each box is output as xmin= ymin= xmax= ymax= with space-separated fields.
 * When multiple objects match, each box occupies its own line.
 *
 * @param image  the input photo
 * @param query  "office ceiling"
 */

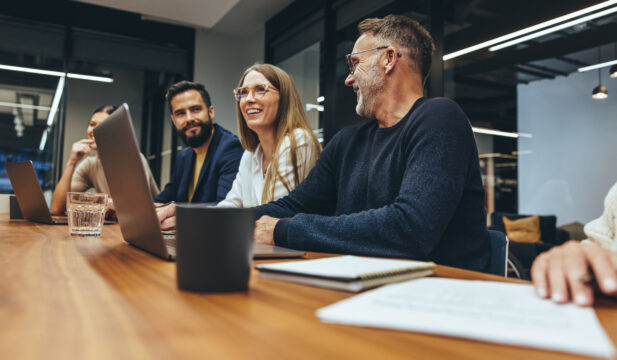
xmin=1 ymin=0 xmax=295 ymax=151
xmin=440 ymin=0 xmax=617 ymax=132
xmin=75 ymin=0 xmax=240 ymax=28
xmin=3 ymin=0 xmax=617 ymax=150
xmin=74 ymin=0 xmax=294 ymax=35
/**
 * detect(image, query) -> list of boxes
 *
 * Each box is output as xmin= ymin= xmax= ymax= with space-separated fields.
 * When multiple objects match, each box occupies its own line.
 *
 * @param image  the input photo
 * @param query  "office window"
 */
xmin=277 ymin=42 xmax=323 ymax=142
xmin=0 ymin=4 xmax=193 ymax=195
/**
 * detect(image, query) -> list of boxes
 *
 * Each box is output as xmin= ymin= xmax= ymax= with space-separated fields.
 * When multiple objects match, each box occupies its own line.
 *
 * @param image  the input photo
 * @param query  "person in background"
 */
xmin=532 ymin=182 xmax=617 ymax=306
xmin=51 ymin=105 xmax=159 ymax=217
xmin=154 ymin=81 xmax=243 ymax=209
xmin=217 ymin=63 xmax=322 ymax=207
xmin=155 ymin=65 xmax=322 ymax=228
xmin=248 ymin=15 xmax=490 ymax=271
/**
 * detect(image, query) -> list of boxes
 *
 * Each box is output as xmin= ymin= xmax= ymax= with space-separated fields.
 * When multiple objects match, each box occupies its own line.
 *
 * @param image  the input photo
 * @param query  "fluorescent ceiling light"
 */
xmin=0 ymin=64 xmax=64 ymax=77
xmin=46 ymin=77 xmax=65 ymax=127
xmin=38 ymin=131 xmax=48 ymax=151
xmin=489 ymin=5 xmax=617 ymax=52
xmin=472 ymin=127 xmax=532 ymax=138
xmin=40 ymin=77 xmax=65 ymax=150
xmin=0 ymin=64 xmax=113 ymax=83
xmin=0 ymin=101 xmax=51 ymax=111
xmin=443 ymin=0 xmax=617 ymax=61
xmin=578 ymin=59 xmax=617 ymax=72
xmin=66 ymin=73 xmax=114 ymax=83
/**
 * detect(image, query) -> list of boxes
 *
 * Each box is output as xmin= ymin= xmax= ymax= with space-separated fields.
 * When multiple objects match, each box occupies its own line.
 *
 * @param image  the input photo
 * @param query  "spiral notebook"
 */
xmin=256 ymin=255 xmax=436 ymax=292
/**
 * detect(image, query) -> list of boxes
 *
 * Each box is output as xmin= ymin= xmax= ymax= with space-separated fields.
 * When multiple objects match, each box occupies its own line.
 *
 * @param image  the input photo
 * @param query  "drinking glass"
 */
xmin=66 ymin=192 xmax=108 ymax=236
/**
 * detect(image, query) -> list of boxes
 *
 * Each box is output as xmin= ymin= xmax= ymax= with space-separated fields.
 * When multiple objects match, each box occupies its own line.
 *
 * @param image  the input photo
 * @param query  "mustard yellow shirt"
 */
xmin=188 ymin=152 xmax=207 ymax=202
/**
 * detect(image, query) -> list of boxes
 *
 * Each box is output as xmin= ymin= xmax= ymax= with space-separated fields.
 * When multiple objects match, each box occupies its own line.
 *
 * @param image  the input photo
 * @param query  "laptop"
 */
xmin=6 ymin=161 xmax=68 ymax=224
xmin=93 ymin=103 xmax=305 ymax=260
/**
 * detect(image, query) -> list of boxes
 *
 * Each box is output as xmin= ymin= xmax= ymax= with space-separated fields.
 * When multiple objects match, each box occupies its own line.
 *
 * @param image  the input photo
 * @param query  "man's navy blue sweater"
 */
xmin=257 ymin=97 xmax=490 ymax=271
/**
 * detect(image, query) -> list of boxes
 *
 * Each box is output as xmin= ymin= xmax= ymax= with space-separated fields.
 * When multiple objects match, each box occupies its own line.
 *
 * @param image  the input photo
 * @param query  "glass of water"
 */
xmin=66 ymin=192 xmax=108 ymax=236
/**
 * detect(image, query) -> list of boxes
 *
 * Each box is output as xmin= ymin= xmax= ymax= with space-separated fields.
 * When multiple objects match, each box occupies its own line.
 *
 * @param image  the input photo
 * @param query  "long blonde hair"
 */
xmin=235 ymin=63 xmax=322 ymax=204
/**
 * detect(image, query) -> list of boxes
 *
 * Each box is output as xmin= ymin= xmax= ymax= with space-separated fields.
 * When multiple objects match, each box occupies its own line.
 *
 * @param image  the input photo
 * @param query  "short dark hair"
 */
xmin=165 ymin=81 xmax=212 ymax=112
xmin=91 ymin=105 xmax=117 ymax=116
xmin=358 ymin=15 xmax=435 ymax=82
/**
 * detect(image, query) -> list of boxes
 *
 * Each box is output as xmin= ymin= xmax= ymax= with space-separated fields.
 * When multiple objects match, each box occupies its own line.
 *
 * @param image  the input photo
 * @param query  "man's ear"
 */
xmin=384 ymin=48 xmax=399 ymax=75
xmin=209 ymin=105 xmax=215 ymax=120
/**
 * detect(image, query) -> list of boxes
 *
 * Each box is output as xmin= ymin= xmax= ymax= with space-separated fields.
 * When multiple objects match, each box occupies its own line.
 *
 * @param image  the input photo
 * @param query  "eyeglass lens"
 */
xmin=345 ymin=55 xmax=355 ymax=74
xmin=235 ymin=84 xmax=268 ymax=101
xmin=345 ymin=46 xmax=389 ymax=75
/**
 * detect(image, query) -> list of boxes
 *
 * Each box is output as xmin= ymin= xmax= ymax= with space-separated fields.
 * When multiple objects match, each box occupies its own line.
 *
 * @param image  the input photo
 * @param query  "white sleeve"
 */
xmin=585 ymin=181 xmax=617 ymax=251
xmin=271 ymin=129 xmax=316 ymax=202
xmin=216 ymin=150 xmax=250 ymax=208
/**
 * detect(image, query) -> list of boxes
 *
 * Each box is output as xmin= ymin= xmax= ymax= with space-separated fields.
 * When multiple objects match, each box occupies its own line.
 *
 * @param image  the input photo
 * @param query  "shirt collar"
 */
xmin=252 ymin=143 xmax=264 ymax=173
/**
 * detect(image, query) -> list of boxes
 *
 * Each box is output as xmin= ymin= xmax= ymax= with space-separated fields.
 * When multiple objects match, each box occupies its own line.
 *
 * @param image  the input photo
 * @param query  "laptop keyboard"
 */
xmin=163 ymin=233 xmax=176 ymax=257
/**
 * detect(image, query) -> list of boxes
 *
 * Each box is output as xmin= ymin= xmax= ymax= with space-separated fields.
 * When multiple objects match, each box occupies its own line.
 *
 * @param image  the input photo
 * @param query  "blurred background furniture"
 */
xmin=488 ymin=230 xmax=508 ymax=277
xmin=489 ymin=212 xmax=571 ymax=278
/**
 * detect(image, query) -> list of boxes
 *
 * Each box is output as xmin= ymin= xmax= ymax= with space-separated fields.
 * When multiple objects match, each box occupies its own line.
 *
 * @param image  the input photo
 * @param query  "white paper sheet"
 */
xmin=317 ymin=278 xmax=615 ymax=358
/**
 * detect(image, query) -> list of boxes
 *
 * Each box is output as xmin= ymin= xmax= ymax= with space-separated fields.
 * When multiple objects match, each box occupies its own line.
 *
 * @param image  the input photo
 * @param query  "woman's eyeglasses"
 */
xmin=233 ymin=84 xmax=278 ymax=102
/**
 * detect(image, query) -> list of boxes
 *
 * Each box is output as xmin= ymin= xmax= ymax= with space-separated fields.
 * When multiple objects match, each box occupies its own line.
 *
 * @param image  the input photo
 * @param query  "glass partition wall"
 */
xmin=0 ymin=73 xmax=60 ymax=192
xmin=267 ymin=0 xmax=617 ymax=225
xmin=0 ymin=4 xmax=194 ymax=195
xmin=0 ymin=17 xmax=66 ymax=193
xmin=277 ymin=42 xmax=323 ymax=142
xmin=443 ymin=0 xmax=617 ymax=223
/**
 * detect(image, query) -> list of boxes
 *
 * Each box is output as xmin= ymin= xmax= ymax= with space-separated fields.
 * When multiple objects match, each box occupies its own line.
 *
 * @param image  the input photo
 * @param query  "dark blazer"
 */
xmin=155 ymin=124 xmax=243 ymax=204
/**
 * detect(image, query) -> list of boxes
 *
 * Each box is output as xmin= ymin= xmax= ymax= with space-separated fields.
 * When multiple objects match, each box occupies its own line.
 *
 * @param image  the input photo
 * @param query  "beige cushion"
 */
xmin=503 ymin=215 xmax=542 ymax=244
xmin=558 ymin=222 xmax=586 ymax=241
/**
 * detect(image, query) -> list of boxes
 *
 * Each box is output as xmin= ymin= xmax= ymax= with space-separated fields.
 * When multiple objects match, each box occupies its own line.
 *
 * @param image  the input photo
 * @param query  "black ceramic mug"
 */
xmin=176 ymin=204 xmax=255 ymax=292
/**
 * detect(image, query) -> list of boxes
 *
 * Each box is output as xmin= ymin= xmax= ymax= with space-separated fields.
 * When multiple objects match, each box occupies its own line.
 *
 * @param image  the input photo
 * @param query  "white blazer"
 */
xmin=217 ymin=128 xmax=317 ymax=208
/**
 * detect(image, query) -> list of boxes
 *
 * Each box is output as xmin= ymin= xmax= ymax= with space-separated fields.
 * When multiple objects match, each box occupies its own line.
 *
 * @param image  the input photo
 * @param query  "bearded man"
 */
xmin=253 ymin=15 xmax=491 ymax=271
xmin=154 ymin=81 xmax=243 ymax=205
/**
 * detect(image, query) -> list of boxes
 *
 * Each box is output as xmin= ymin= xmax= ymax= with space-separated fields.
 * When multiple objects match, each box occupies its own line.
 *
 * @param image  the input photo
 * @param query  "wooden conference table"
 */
xmin=1 ymin=214 xmax=617 ymax=360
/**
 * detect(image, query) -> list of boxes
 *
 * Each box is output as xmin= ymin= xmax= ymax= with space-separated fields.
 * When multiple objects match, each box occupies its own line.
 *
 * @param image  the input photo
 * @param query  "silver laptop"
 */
xmin=94 ymin=103 xmax=305 ymax=260
xmin=5 ymin=161 xmax=68 ymax=224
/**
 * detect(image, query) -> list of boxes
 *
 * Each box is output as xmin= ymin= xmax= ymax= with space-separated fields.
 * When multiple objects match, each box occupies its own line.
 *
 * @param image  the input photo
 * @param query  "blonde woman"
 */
xmin=217 ymin=63 xmax=322 ymax=207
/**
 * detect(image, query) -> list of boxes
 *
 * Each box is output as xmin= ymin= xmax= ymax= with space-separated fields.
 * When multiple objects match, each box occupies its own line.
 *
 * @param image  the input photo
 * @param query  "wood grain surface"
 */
xmin=1 ymin=214 xmax=615 ymax=360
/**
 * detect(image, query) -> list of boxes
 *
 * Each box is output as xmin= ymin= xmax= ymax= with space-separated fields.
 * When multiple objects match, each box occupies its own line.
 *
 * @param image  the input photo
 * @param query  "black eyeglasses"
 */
xmin=345 ymin=46 xmax=401 ymax=75
xmin=233 ymin=84 xmax=278 ymax=102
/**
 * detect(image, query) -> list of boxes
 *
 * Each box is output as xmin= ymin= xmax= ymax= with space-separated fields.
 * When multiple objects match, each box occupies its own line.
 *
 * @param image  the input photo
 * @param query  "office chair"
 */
xmin=488 ymin=230 xmax=509 ymax=277
xmin=487 ymin=230 xmax=525 ymax=279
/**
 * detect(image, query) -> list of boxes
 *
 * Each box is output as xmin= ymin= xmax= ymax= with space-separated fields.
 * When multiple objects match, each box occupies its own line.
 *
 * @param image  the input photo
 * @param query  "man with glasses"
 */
xmin=254 ymin=15 xmax=490 ymax=271
xmin=155 ymin=81 xmax=243 ymax=210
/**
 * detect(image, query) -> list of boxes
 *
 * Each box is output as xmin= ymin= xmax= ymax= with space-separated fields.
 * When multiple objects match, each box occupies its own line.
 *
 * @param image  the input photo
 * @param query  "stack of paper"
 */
xmin=317 ymin=278 xmax=615 ymax=358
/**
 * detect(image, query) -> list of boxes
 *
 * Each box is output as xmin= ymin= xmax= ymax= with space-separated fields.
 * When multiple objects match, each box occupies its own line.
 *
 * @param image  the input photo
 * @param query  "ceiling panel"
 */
xmin=75 ymin=0 xmax=240 ymax=29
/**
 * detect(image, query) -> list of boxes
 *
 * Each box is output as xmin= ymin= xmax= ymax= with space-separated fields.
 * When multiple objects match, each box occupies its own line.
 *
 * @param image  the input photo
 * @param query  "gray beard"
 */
xmin=356 ymin=57 xmax=386 ymax=118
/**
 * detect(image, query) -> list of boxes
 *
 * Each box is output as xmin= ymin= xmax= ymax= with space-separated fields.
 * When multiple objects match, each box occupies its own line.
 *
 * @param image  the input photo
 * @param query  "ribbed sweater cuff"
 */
xmin=273 ymin=218 xmax=291 ymax=247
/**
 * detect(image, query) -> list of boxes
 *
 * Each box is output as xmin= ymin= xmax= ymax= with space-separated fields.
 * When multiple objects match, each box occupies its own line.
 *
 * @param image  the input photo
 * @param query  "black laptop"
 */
xmin=5 ymin=161 xmax=68 ymax=224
